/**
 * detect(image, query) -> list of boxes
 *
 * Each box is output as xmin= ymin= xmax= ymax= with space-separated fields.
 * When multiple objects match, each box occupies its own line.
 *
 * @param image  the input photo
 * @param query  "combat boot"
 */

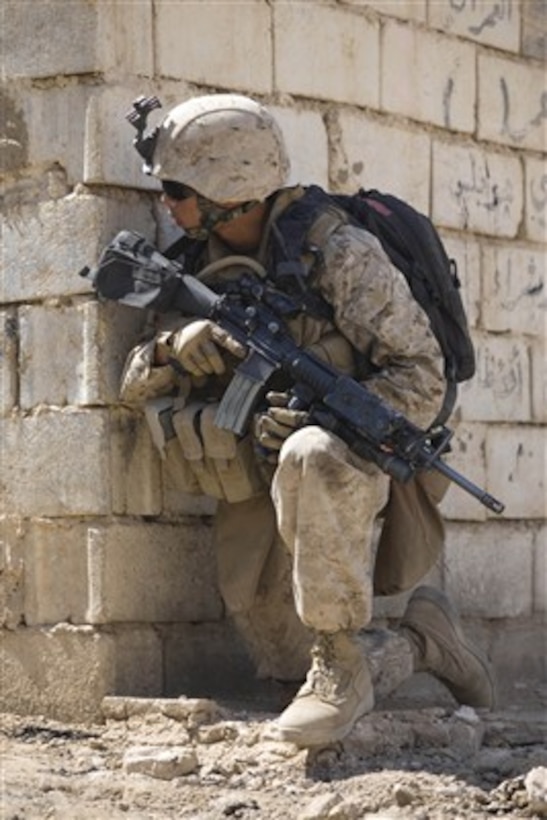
xmin=274 ymin=630 xmax=374 ymax=747
xmin=400 ymin=586 xmax=496 ymax=709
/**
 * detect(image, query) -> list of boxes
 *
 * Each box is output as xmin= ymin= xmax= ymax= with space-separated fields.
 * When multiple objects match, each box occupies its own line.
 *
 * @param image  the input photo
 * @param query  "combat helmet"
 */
xmin=130 ymin=93 xmax=290 ymax=204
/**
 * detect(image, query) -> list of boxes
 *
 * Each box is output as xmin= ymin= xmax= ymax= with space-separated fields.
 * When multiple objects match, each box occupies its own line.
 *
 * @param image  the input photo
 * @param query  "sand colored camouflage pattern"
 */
xmin=273 ymin=424 xmax=390 ymax=632
xmin=311 ymin=220 xmax=446 ymax=429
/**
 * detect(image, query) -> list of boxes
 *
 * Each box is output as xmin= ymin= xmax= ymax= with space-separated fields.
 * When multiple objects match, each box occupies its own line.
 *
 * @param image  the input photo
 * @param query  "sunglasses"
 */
xmin=161 ymin=180 xmax=196 ymax=201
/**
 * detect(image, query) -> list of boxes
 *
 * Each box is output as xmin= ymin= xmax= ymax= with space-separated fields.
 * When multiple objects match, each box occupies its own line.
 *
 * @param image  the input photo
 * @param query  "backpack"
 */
xmin=269 ymin=185 xmax=476 ymax=425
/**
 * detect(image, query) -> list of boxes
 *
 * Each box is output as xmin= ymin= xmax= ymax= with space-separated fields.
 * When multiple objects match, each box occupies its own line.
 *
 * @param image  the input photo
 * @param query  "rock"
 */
xmin=448 ymin=718 xmax=484 ymax=756
xmin=454 ymin=705 xmax=480 ymax=724
xmin=474 ymin=747 xmax=515 ymax=776
xmin=123 ymin=745 xmax=199 ymax=780
xmin=393 ymin=783 xmax=415 ymax=807
xmin=214 ymin=794 xmax=260 ymax=816
xmin=525 ymin=767 xmax=547 ymax=817
xmin=103 ymin=695 xmax=220 ymax=726
xmin=198 ymin=722 xmax=239 ymax=744
xmin=297 ymin=792 xmax=363 ymax=820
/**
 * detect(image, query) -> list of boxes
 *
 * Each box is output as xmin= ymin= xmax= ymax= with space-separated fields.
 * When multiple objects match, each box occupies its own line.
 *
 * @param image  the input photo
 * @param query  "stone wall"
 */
xmin=1 ymin=0 xmax=545 ymax=721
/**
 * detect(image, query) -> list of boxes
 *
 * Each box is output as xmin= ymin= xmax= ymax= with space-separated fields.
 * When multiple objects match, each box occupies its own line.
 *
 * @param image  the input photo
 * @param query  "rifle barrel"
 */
xmin=432 ymin=458 xmax=505 ymax=514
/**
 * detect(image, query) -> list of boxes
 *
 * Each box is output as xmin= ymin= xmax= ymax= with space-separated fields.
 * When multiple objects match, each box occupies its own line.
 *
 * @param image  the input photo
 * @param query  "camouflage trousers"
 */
xmin=214 ymin=425 xmax=390 ymax=680
xmin=273 ymin=425 xmax=389 ymax=633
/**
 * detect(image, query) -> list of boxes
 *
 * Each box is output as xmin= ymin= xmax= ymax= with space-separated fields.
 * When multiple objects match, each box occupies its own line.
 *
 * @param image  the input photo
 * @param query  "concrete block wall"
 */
xmin=1 ymin=0 xmax=545 ymax=720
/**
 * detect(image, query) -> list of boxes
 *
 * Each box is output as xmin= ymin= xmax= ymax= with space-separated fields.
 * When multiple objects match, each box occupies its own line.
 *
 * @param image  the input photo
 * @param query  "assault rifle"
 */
xmin=80 ymin=230 xmax=505 ymax=514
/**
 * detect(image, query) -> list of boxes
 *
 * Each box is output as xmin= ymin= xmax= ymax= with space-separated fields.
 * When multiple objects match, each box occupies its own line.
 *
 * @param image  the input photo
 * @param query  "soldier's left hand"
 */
xmin=253 ymin=391 xmax=308 ymax=452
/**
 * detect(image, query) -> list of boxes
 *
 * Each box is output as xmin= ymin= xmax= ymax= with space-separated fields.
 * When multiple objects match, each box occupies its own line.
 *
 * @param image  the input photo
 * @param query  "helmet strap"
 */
xmin=185 ymin=195 xmax=258 ymax=240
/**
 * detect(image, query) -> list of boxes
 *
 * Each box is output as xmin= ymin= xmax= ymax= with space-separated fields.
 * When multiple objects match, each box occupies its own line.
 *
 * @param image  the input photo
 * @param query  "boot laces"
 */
xmin=305 ymin=633 xmax=353 ymax=702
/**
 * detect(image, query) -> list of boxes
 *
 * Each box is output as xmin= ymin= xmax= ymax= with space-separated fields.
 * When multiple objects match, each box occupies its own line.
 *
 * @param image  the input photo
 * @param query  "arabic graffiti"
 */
xmin=443 ymin=77 xmax=455 ymax=129
xmin=476 ymin=342 xmax=524 ymax=402
xmin=496 ymin=252 xmax=547 ymax=332
xmin=452 ymin=152 xmax=516 ymax=230
xmin=530 ymin=172 xmax=547 ymax=226
xmin=500 ymin=78 xmax=547 ymax=143
xmin=448 ymin=0 xmax=513 ymax=35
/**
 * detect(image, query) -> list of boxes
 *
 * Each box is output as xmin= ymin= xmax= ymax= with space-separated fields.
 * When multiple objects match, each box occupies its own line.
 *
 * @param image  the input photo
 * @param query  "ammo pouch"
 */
xmin=145 ymin=397 xmax=265 ymax=503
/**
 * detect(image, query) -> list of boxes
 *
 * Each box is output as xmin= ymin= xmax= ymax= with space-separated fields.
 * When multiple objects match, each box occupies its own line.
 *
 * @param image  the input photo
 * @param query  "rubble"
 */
xmin=1 ymin=697 xmax=546 ymax=819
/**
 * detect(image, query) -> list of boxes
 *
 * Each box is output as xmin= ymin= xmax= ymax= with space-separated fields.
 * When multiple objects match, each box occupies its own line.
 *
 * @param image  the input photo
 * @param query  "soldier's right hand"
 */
xmin=168 ymin=319 xmax=246 ymax=376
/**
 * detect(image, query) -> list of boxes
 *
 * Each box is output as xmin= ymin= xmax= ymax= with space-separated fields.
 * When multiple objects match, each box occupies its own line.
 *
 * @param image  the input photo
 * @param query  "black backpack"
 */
xmin=270 ymin=185 xmax=476 ymax=424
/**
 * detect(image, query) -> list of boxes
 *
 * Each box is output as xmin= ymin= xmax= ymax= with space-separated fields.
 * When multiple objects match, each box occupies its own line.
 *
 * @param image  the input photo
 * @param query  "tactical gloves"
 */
xmin=254 ymin=391 xmax=308 ymax=457
xmin=162 ymin=319 xmax=245 ymax=376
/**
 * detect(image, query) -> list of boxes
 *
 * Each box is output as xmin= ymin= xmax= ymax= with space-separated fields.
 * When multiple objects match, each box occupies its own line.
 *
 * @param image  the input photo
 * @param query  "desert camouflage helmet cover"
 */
xmin=150 ymin=94 xmax=290 ymax=203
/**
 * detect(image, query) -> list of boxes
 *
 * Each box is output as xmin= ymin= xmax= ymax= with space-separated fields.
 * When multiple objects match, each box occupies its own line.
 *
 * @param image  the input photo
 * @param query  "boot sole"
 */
xmin=402 ymin=585 xmax=496 ymax=708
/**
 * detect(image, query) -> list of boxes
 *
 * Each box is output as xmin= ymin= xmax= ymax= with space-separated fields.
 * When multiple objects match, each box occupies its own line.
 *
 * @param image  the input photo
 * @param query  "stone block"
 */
xmin=0 ymin=409 xmax=111 ymax=517
xmin=270 ymin=106 xmax=329 ymax=189
xmin=432 ymin=141 xmax=523 ymax=237
xmin=0 ymin=623 xmax=163 ymax=721
xmin=0 ymin=310 xmax=17 ymax=416
xmin=97 ymin=0 xmax=153 ymax=76
xmin=23 ymin=517 xmax=219 ymax=627
xmin=482 ymin=243 xmax=546 ymax=335
xmin=531 ymin=339 xmax=547 ymax=423
xmin=85 ymin=521 xmax=222 ymax=624
xmin=18 ymin=301 xmax=145 ymax=410
xmin=274 ymin=4 xmax=380 ymax=107
xmin=155 ymin=0 xmax=271 ymax=93
xmin=458 ymin=333 xmax=530 ymax=423
xmin=444 ymin=522 xmax=533 ymax=617
xmin=342 ymin=0 xmax=426 ymax=22
xmin=522 ymin=0 xmax=547 ymax=60
xmin=478 ymin=54 xmax=546 ymax=152
xmin=335 ymin=111 xmax=430 ymax=209
xmin=23 ymin=519 xmax=89 ymax=626
xmin=440 ymin=422 xmax=488 ymax=522
xmin=428 ymin=0 xmax=520 ymax=52
xmin=525 ymin=156 xmax=547 ymax=244
xmin=534 ymin=524 xmax=547 ymax=613
xmin=110 ymin=408 xmax=163 ymax=517
xmin=1 ymin=192 xmax=154 ymax=303
xmin=382 ymin=21 xmax=475 ymax=132
xmin=2 ymin=1 xmax=150 ymax=86
xmin=1 ymin=0 xmax=99 ymax=77
xmin=486 ymin=425 xmax=546 ymax=520
xmin=2 ymin=82 xmax=90 ymax=184
xmin=439 ymin=234 xmax=482 ymax=329
xmin=0 ymin=624 xmax=116 ymax=721
xmin=0 ymin=518 xmax=25 ymax=630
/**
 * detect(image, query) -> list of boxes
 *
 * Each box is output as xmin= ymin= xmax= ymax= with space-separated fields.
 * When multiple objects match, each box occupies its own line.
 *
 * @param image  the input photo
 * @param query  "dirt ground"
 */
xmin=2 ymin=681 xmax=547 ymax=820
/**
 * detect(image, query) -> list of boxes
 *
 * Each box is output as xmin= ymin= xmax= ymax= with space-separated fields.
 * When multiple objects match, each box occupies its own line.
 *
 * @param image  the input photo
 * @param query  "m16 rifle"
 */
xmin=80 ymin=230 xmax=505 ymax=515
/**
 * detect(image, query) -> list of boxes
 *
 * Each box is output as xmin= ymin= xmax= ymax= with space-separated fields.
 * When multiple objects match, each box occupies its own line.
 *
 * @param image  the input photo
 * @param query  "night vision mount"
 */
xmin=126 ymin=95 xmax=162 ymax=170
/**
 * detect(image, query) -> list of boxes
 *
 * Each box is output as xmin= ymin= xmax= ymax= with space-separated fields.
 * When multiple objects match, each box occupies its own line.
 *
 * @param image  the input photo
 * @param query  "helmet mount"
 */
xmin=126 ymin=95 xmax=163 ymax=172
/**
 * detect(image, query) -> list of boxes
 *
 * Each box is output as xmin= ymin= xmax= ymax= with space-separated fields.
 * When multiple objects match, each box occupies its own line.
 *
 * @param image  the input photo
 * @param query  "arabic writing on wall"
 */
xmin=430 ymin=0 xmax=519 ymax=51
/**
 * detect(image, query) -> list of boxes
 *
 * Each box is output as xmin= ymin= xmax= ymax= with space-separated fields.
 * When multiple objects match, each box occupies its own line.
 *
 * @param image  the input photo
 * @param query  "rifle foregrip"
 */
xmin=350 ymin=437 xmax=414 ymax=483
